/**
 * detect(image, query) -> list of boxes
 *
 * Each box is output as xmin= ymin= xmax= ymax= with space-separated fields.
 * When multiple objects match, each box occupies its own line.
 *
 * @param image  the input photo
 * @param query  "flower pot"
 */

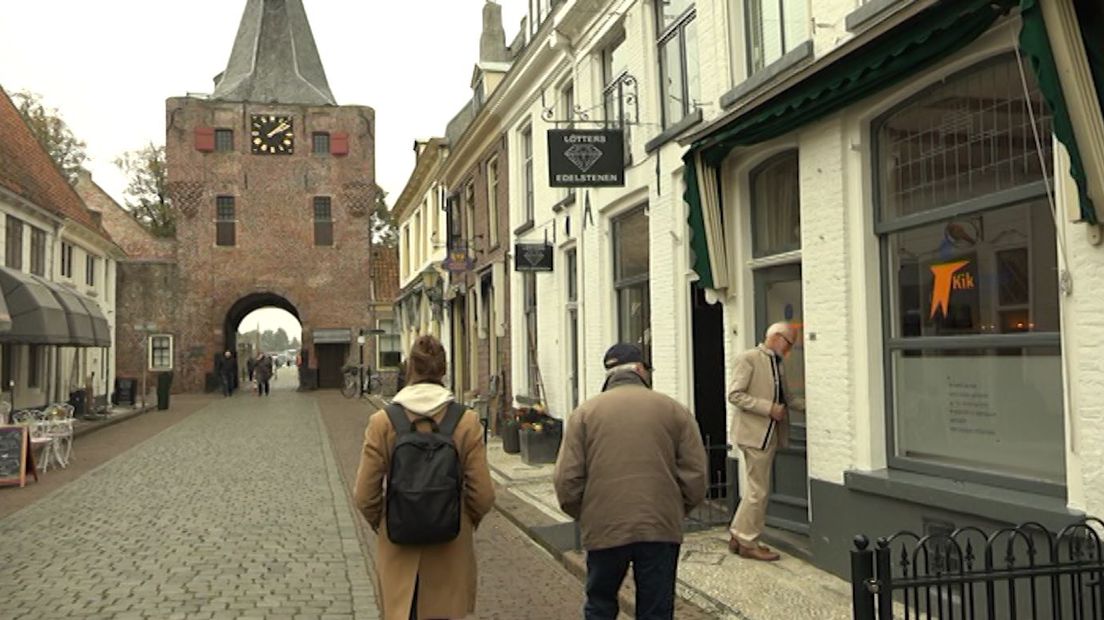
xmin=502 ymin=421 xmax=521 ymax=454
xmin=520 ymin=427 xmax=561 ymax=465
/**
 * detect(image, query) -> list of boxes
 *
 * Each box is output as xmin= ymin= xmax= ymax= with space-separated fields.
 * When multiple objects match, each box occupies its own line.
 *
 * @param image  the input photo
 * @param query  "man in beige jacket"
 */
xmin=727 ymin=322 xmax=805 ymax=561
xmin=554 ymin=343 xmax=708 ymax=620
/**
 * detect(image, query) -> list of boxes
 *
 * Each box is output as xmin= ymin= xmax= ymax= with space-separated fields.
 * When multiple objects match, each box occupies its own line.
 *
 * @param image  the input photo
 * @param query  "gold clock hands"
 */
xmin=267 ymin=122 xmax=290 ymax=138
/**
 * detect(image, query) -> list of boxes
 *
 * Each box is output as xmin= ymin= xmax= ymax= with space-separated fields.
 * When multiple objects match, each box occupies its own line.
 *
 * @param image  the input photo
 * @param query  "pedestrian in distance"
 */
xmin=216 ymin=350 xmax=236 ymax=397
xmin=554 ymin=343 xmax=708 ymax=620
xmin=353 ymin=335 xmax=495 ymax=620
xmin=254 ymin=351 xmax=273 ymax=397
xmin=246 ymin=354 xmax=257 ymax=383
xmin=727 ymin=322 xmax=805 ymax=562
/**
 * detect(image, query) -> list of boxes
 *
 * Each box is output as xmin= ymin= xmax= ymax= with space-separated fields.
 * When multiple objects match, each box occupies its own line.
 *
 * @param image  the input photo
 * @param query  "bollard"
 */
xmin=852 ymin=535 xmax=876 ymax=620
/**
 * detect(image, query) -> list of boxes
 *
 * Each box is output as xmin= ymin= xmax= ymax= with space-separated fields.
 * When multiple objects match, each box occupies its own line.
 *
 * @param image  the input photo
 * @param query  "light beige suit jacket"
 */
xmin=728 ymin=344 xmax=805 ymax=450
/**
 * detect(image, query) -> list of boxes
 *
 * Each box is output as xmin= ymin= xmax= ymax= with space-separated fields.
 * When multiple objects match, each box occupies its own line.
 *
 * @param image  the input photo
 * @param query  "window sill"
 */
xmin=551 ymin=193 xmax=576 ymax=214
xmin=645 ymin=109 xmax=703 ymax=154
xmin=844 ymin=469 xmax=1079 ymax=528
xmin=514 ymin=220 xmax=535 ymax=236
xmin=721 ymin=40 xmax=814 ymax=110
xmin=845 ymin=0 xmax=906 ymax=32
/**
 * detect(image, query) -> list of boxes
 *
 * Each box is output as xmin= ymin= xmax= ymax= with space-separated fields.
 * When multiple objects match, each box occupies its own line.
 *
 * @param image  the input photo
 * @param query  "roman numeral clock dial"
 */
xmin=250 ymin=115 xmax=295 ymax=154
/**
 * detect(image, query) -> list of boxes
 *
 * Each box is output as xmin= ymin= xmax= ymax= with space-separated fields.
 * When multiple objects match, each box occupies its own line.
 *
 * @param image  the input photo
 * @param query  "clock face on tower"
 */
xmin=250 ymin=115 xmax=294 ymax=154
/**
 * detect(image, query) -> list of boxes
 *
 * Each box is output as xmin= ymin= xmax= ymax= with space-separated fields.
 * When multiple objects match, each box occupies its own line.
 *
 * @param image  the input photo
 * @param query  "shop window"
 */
xmin=613 ymin=207 xmax=650 ymax=363
xmin=216 ymin=196 xmax=236 ymax=247
xmin=656 ymin=0 xmax=699 ymax=127
xmin=876 ymin=55 xmax=1063 ymax=487
xmin=149 ymin=335 xmax=174 ymax=371
xmin=314 ymin=197 xmax=333 ymax=247
xmin=745 ymin=0 xmax=809 ymax=75
xmin=6 ymin=216 xmax=23 ymax=270
xmin=29 ymin=227 xmax=46 ymax=277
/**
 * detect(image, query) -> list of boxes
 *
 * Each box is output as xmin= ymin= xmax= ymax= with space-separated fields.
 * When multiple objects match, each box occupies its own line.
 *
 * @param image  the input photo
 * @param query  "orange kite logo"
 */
xmin=929 ymin=260 xmax=972 ymax=319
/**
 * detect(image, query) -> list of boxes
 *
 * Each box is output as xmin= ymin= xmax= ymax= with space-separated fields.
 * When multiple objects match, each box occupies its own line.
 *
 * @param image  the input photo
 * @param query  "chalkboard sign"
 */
xmin=0 ymin=425 xmax=30 ymax=487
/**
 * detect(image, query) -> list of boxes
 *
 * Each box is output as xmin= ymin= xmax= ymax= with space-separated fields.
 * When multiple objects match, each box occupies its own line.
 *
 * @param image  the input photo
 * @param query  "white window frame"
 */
xmin=148 ymin=334 xmax=174 ymax=371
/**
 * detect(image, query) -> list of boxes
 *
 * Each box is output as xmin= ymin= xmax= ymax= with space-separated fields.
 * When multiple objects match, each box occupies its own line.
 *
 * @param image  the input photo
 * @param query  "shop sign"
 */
xmin=547 ymin=129 xmax=625 ymax=187
xmin=927 ymin=254 xmax=979 ymax=330
xmin=514 ymin=243 xmax=554 ymax=272
xmin=443 ymin=245 xmax=473 ymax=273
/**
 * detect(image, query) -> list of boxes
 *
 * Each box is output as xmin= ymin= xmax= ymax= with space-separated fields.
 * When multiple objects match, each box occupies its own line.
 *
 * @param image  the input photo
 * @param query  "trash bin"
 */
xmin=68 ymin=389 xmax=87 ymax=417
xmin=156 ymin=372 xmax=173 ymax=410
xmin=113 ymin=378 xmax=137 ymax=406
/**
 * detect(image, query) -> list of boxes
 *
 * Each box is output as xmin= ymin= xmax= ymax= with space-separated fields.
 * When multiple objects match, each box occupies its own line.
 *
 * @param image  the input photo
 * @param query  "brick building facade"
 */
xmin=116 ymin=0 xmax=385 ymax=393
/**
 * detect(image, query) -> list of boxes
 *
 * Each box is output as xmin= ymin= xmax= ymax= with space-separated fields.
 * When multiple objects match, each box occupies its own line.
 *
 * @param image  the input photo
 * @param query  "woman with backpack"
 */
xmin=353 ymin=335 xmax=495 ymax=620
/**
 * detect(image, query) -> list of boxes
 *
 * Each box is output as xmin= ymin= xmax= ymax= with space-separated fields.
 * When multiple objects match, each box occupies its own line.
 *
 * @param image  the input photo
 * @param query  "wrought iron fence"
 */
xmin=851 ymin=518 xmax=1104 ymax=619
xmin=684 ymin=437 xmax=735 ymax=532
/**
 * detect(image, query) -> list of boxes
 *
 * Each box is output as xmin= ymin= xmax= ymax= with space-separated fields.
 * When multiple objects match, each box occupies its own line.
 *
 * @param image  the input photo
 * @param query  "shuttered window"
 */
xmin=314 ymin=197 xmax=333 ymax=246
xmin=195 ymin=127 xmax=215 ymax=152
xmin=216 ymin=196 xmax=236 ymax=247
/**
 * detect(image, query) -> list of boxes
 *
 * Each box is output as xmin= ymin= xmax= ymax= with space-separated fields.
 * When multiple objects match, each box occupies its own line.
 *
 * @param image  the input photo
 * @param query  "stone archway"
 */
xmin=223 ymin=292 xmax=301 ymax=354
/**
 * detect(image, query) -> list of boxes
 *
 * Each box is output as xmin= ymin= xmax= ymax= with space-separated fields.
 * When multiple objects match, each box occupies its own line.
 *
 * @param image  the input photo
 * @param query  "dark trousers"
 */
xmin=585 ymin=541 xmax=680 ymax=620
xmin=220 ymin=375 xmax=234 ymax=397
xmin=257 ymin=379 xmax=270 ymax=396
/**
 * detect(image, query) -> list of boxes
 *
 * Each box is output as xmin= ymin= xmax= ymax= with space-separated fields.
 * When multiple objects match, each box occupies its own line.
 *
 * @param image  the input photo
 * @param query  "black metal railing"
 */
xmin=684 ymin=437 xmax=734 ymax=531
xmin=851 ymin=518 xmax=1104 ymax=619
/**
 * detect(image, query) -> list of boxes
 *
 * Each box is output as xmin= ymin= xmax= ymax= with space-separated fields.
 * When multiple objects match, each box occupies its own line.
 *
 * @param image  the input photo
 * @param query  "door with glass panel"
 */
xmin=748 ymin=151 xmax=808 ymax=534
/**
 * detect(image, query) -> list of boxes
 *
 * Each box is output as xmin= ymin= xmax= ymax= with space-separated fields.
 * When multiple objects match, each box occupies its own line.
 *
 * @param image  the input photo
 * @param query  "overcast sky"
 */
xmin=0 ymin=0 xmax=525 ymax=335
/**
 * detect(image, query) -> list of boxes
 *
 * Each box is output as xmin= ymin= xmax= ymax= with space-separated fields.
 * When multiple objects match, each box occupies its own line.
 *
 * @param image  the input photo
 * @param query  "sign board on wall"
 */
xmin=443 ymin=245 xmax=473 ymax=273
xmin=514 ymin=243 xmax=554 ymax=272
xmin=547 ymin=129 xmax=625 ymax=187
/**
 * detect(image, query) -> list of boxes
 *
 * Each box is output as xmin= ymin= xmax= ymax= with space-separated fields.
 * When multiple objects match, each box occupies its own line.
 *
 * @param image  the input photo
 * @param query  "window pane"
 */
xmin=751 ymin=152 xmax=801 ymax=257
xmin=313 ymin=133 xmax=330 ymax=154
xmin=314 ymin=197 xmax=332 ymax=220
xmin=566 ymin=249 xmax=577 ymax=302
xmin=878 ymin=56 xmax=1053 ymax=220
xmin=758 ymin=267 xmax=805 ymax=427
xmin=748 ymin=0 xmax=784 ymax=73
xmin=614 ymin=208 xmax=649 ymax=281
xmin=661 ymin=34 xmax=686 ymax=126
xmin=315 ymin=222 xmax=333 ymax=246
xmin=603 ymin=30 xmax=628 ymax=85
xmin=657 ymin=0 xmax=694 ymax=29
xmin=215 ymin=129 xmax=234 ymax=152
xmin=685 ymin=18 xmax=700 ymax=112
xmin=888 ymin=200 xmax=1059 ymax=338
xmin=216 ymin=197 xmax=235 ymax=221
xmin=617 ymin=283 xmax=651 ymax=362
xmin=6 ymin=217 xmax=22 ymax=270
xmin=782 ymin=0 xmax=808 ymax=55
xmin=216 ymin=222 xmax=236 ymax=247
xmin=892 ymin=347 xmax=1064 ymax=483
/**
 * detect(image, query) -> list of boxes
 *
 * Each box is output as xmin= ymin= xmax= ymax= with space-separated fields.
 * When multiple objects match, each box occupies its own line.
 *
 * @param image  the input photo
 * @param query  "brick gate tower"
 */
xmin=163 ymin=0 xmax=377 ymax=392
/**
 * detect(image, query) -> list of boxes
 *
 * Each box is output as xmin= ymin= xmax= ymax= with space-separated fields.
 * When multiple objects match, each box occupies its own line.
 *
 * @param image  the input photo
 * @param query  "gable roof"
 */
xmin=0 ymin=85 xmax=108 ymax=237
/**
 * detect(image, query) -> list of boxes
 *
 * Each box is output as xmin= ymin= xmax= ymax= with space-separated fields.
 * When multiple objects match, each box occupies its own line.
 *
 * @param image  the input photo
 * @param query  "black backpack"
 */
xmin=385 ymin=402 xmax=466 ymax=545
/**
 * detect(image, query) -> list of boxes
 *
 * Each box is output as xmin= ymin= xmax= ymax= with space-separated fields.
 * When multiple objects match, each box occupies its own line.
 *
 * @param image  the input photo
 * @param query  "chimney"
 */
xmin=480 ymin=2 xmax=509 ymax=64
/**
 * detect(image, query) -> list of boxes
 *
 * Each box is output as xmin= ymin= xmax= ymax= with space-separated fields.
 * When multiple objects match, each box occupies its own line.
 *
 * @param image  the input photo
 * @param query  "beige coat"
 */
xmin=553 ymin=371 xmax=708 ymax=551
xmin=728 ymin=345 xmax=805 ymax=449
xmin=353 ymin=384 xmax=495 ymax=620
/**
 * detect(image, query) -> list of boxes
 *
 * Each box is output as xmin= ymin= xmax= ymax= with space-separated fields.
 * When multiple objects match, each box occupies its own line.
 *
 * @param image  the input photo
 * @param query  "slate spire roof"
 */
xmin=211 ymin=0 xmax=337 ymax=106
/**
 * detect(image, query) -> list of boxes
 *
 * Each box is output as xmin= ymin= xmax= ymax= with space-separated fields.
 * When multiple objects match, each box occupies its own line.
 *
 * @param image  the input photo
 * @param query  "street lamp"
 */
xmin=421 ymin=269 xmax=444 ymax=322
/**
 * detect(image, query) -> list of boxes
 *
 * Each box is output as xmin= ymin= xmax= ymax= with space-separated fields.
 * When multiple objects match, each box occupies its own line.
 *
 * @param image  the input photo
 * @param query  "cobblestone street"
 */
xmin=0 ymin=378 xmax=639 ymax=619
xmin=0 ymin=377 xmax=378 ymax=620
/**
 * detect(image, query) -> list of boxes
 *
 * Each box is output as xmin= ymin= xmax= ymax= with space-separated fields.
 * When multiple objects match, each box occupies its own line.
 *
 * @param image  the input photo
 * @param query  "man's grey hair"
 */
xmin=765 ymin=322 xmax=795 ymax=341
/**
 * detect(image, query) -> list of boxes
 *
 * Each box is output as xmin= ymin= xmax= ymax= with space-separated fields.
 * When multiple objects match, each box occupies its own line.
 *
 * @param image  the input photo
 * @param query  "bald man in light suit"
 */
xmin=727 ymin=322 xmax=805 ymax=561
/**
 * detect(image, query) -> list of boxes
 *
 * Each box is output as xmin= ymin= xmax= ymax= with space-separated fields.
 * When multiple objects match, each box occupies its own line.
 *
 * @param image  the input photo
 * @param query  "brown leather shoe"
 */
xmin=728 ymin=536 xmax=741 ymax=554
xmin=737 ymin=543 xmax=781 ymax=562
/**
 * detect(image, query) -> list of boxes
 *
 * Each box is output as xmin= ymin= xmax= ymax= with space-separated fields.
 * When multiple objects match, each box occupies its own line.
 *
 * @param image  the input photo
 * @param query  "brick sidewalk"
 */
xmin=485 ymin=437 xmax=855 ymax=620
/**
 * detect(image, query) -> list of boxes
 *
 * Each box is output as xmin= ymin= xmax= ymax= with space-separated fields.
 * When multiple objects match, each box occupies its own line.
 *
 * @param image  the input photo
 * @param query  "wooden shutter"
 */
xmin=330 ymin=132 xmax=349 ymax=156
xmin=195 ymin=127 xmax=216 ymax=152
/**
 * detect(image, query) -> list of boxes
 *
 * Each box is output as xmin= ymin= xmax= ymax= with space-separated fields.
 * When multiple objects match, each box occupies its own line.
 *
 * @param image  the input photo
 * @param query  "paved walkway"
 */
xmin=0 ymin=378 xmax=378 ymax=620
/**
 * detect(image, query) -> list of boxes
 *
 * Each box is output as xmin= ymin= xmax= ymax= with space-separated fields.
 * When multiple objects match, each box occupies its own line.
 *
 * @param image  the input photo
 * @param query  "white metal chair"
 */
xmin=13 ymin=409 xmax=56 ymax=471
xmin=40 ymin=404 xmax=74 ymax=470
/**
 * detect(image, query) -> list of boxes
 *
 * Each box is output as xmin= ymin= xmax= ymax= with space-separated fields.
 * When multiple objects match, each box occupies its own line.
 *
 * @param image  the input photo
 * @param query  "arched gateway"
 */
xmin=114 ymin=0 xmax=392 ymax=393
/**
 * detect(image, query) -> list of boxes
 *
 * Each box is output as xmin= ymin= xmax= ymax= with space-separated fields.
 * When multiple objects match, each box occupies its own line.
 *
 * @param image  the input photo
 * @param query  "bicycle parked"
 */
xmin=341 ymin=364 xmax=382 ymax=398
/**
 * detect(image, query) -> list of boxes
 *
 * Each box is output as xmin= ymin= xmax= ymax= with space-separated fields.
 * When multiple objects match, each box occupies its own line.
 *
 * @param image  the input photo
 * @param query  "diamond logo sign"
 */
xmin=565 ymin=144 xmax=603 ymax=172
xmin=548 ymin=129 xmax=625 ymax=188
